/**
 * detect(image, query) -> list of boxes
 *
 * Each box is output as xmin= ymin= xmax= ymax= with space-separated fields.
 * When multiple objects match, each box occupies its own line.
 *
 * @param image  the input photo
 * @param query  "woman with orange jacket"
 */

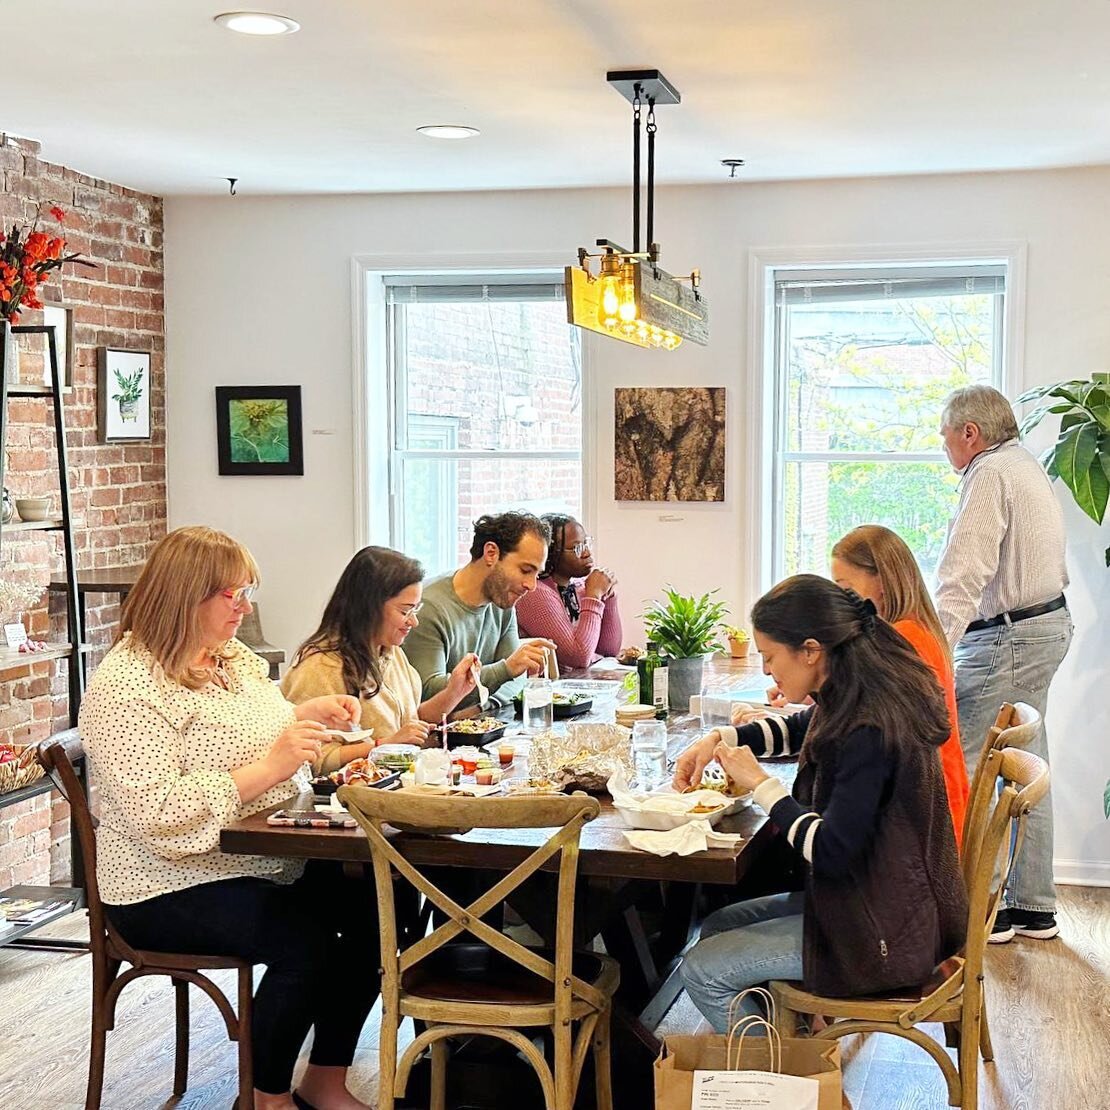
xmin=831 ymin=525 xmax=970 ymax=845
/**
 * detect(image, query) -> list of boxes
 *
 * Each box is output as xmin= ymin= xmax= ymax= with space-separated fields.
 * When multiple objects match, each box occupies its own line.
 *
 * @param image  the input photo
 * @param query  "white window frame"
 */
xmin=743 ymin=242 xmax=1027 ymax=610
xmin=350 ymin=251 xmax=592 ymax=553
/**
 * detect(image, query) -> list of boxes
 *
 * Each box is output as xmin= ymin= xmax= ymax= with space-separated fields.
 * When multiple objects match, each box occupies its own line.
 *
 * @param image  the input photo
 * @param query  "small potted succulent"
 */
xmin=722 ymin=625 xmax=750 ymax=658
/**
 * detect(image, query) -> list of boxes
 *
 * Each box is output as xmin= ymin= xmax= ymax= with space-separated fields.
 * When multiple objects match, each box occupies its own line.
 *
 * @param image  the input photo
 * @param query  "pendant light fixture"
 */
xmin=565 ymin=70 xmax=708 ymax=351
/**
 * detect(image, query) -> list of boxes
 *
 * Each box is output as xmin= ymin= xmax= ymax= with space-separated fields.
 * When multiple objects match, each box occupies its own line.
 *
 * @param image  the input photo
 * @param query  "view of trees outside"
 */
xmin=780 ymin=292 xmax=1000 ymax=581
xmin=392 ymin=296 xmax=582 ymax=577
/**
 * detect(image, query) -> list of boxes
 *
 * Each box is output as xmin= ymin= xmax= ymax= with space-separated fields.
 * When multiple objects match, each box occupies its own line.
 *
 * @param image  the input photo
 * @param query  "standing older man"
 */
xmin=935 ymin=384 xmax=1072 ymax=942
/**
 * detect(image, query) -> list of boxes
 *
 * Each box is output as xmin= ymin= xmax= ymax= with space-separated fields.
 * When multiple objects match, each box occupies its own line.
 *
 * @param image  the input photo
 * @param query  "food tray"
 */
xmin=512 ymin=692 xmax=594 ymax=720
xmin=444 ymin=718 xmax=507 ymax=748
xmin=312 ymin=768 xmax=401 ymax=796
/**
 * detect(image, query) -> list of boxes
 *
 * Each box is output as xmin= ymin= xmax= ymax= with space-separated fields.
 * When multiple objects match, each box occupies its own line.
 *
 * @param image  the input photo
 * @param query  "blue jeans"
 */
xmin=681 ymin=892 xmax=805 ymax=1033
xmin=954 ymin=607 xmax=1072 ymax=913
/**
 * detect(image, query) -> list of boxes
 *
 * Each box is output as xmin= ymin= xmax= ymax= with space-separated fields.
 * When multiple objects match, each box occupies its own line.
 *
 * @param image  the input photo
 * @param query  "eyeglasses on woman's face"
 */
xmin=218 ymin=583 xmax=257 ymax=608
xmin=394 ymin=600 xmax=424 ymax=624
xmin=560 ymin=536 xmax=593 ymax=558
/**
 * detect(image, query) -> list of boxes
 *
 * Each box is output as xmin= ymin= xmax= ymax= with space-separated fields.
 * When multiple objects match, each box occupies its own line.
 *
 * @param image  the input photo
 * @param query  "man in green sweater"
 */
xmin=405 ymin=511 xmax=558 ymax=709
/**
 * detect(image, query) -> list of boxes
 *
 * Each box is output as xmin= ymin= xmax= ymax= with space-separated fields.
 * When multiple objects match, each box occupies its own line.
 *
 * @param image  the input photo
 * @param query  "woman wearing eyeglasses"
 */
xmin=281 ymin=545 xmax=478 ymax=746
xmin=515 ymin=513 xmax=622 ymax=671
xmin=79 ymin=526 xmax=377 ymax=1110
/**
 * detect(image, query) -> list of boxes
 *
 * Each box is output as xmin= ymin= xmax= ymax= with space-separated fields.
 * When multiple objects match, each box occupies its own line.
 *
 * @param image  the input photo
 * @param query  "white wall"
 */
xmin=165 ymin=166 xmax=1110 ymax=883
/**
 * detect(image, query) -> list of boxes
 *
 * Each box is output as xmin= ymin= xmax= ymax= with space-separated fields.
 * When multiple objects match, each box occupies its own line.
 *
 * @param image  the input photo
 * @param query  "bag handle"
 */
xmin=726 ymin=1014 xmax=782 ymax=1074
xmin=725 ymin=985 xmax=777 ymax=1034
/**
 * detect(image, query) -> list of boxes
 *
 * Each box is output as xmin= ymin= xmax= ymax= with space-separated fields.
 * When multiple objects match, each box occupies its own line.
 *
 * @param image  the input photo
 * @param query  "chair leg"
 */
xmin=86 ymin=1014 xmax=108 ymax=1110
xmin=554 ymin=1018 xmax=574 ymax=1110
xmin=430 ymin=1038 xmax=448 ymax=1110
xmin=979 ymin=995 xmax=994 ymax=1063
xmin=592 ymin=1008 xmax=613 ymax=1110
xmin=957 ymin=1009 xmax=979 ymax=1110
xmin=237 ymin=967 xmax=254 ymax=1109
xmin=173 ymin=979 xmax=190 ymax=1096
xmin=378 ymin=1007 xmax=399 ymax=1110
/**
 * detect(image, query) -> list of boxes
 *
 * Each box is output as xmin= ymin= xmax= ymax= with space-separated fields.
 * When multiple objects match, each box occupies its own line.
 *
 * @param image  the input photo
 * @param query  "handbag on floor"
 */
xmin=654 ymin=989 xmax=843 ymax=1110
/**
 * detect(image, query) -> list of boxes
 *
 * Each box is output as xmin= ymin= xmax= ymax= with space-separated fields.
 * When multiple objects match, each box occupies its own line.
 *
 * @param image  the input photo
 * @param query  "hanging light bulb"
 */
xmin=618 ymin=261 xmax=638 ymax=326
xmin=597 ymin=253 xmax=622 ymax=330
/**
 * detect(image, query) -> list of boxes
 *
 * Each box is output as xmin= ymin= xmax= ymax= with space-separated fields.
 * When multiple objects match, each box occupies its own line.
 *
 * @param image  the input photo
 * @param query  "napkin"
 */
xmin=607 ymin=768 xmax=734 ymax=815
xmin=623 ymin=819 xmax=745 ymax=856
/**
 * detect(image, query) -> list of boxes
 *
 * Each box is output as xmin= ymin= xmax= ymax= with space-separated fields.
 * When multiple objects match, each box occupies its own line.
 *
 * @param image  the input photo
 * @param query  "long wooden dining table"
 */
xmin=220 ymin=657 xmax=797 ymax=1108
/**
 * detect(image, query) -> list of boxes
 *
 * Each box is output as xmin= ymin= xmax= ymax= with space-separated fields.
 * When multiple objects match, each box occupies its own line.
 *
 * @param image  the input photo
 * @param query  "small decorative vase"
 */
xmin=728 ymin=636 xmax=750 ymax=659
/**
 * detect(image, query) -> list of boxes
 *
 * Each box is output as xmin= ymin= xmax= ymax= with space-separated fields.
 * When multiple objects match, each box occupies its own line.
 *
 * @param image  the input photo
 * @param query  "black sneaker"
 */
xmin=988 ymin=908 xmax=1014 ymax=944
xmin=1009 ymin=908 xmax=1059 ymax=940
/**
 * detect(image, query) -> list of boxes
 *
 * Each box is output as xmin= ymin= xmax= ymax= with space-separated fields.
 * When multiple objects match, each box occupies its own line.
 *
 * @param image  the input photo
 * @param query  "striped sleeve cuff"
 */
xmin=767 ymin=795 xmax=824 ymax=864
xmin=752 ymin=776 xmax=789 ymax=812
xmin=722 ymin=715 xmax=792 ymax=757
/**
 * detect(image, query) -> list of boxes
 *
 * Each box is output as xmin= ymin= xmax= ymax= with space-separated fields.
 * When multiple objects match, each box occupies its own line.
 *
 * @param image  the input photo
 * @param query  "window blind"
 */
xmin=775 ymin=264 xmax=1006 ymax=306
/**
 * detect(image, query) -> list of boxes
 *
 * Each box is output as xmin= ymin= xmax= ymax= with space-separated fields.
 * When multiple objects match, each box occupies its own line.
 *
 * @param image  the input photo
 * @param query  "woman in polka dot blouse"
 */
xmin=80 ymin=526 xmax=376 ymax=1110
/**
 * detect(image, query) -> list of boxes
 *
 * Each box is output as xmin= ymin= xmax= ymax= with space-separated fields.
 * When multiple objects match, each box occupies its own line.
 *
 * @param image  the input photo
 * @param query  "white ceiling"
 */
xmin=8 ymin=0 xmax=1110 ymax=196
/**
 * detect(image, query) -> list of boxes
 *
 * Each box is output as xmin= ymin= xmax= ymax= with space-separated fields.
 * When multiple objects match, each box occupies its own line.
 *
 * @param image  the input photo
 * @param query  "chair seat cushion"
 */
xmin=402 ymin=942 xmax=606 ymax=1005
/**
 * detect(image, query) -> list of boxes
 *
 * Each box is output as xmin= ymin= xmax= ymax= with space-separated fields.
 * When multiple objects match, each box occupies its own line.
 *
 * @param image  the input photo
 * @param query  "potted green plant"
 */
xmin=112 ymin=367 xmax=144 ymax=422
xmin=641 ymin=587 xmax=729 ymax=710
xmin=722 ymin=624 xmax=750 ymax=658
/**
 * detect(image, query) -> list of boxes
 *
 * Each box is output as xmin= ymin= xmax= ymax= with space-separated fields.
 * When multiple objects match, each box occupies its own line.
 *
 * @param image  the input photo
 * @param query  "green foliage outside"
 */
xmin=229 ymin=398 xmax=290 ymax=463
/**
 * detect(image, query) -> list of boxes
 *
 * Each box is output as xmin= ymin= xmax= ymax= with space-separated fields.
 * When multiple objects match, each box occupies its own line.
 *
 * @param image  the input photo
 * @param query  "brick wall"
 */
xmin=0 ymin=133 xmax=165 ymax=889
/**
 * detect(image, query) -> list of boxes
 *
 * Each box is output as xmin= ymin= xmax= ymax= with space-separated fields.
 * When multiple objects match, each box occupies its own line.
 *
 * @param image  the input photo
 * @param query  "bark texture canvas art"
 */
xmin=614 ymin=387 xmax=726 ymax=502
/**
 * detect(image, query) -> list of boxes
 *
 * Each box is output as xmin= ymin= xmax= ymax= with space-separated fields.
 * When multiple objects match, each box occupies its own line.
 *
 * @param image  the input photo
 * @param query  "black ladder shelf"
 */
xmin=0 ymin=322 xmax=88 ymax=951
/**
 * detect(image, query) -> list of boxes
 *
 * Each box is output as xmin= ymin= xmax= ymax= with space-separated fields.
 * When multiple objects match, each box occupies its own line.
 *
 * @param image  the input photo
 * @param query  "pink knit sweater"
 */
xmin=515 ymin=577 xmax=623 ymax=671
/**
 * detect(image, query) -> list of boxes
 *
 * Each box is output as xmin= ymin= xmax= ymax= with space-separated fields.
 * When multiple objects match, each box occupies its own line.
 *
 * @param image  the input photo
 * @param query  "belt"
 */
xmin=966 ymin=595 xmax=1066 ymax=633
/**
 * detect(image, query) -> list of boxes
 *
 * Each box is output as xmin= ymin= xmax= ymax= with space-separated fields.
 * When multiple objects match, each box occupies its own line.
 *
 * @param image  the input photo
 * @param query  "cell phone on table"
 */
xmin=266 ymin=809 xmax=355 ymax=828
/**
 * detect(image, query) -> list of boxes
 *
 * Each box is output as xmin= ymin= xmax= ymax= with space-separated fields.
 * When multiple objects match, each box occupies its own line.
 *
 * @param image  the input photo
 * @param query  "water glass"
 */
xmin=631 ymin=720 xmax=668 ymax=790
xmin=524 ymin=676 xmax=554 ymax=732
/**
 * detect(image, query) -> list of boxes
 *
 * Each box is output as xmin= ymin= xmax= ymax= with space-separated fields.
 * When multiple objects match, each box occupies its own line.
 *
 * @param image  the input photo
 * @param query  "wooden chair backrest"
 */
xmin=961 ymin=746 xmax=1049 ymax=985
xmin=960 ymin=702 xmax=1040 ymax=876
xmin=338 ymin=786 xmax=606 ymax=1015
xmin=39 ymin=737 xmax=145 ymax=968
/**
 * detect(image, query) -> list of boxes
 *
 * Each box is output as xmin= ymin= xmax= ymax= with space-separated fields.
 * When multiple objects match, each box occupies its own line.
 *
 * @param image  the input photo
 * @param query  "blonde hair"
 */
xmin=831 ymin=525 xmax=952 ymax=668
xmin=118 ymin=526 xmax=260 ymax=689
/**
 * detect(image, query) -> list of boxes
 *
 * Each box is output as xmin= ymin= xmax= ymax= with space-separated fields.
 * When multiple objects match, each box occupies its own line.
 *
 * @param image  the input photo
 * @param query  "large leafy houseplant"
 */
xmin=1017 ymin=372 xmax=1110 ymax=562
xmin=641 ymin=587 xmax=729 ymax=658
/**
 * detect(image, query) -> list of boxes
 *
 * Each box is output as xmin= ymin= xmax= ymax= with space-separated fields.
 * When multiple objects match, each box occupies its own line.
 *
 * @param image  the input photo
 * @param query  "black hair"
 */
xmin=750 ymin=574 xmax=949 ymax=754
xmin=539 ymin=512 xmax=576 ymax=578
xmin=468 ymin=511 xmax=552 ymax=562
xmin=291 ymin=546 xmax=423 ymax=699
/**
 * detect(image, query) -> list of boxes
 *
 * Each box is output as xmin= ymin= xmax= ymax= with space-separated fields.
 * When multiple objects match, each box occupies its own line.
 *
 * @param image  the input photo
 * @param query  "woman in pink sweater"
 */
xmin=515 ymin=514 xmax=622 ymax=671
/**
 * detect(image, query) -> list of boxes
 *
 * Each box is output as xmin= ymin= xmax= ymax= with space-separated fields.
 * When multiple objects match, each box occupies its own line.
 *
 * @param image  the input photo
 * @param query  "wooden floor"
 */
xmin=2 ymin=886 xmax=1108 ymax=1109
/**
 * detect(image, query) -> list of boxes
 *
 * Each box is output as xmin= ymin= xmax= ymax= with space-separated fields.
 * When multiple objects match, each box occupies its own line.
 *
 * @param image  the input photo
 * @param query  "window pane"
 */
xmin=399 ymin=456 xmax=581 ymax=577
xmin=783 ymin=294 xmax=998 ymax=455
xmin=398 ymin=301 xmax=582 ymax=452
xmin=782 ymin=460 xmax=959 ymax=582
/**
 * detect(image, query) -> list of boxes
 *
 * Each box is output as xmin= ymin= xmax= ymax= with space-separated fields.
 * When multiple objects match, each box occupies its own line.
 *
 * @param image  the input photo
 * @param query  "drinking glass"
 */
xmin=631 ymin=720 xmax=668 ymax=790
xmin=524 ymin=676 xmax=554 ymax=733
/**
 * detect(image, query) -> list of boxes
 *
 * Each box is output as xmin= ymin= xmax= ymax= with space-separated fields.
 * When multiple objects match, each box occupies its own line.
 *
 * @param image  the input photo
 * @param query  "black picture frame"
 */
xmin=215 ymin=385 xmax=304 ymax=476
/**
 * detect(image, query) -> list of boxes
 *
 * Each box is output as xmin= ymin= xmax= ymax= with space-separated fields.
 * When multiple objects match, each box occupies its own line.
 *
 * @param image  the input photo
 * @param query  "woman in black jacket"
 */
xmin=676 ymin=574 xmax=966 ymax=1031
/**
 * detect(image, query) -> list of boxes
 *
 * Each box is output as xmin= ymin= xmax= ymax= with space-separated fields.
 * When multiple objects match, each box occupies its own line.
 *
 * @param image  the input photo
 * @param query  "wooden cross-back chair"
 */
xmin=771 ymin=746 xmax=1049 ymax=1110
xmin=338 ymin=785 xmax=619 ymax=1110
xmin=38 ymin=737 xmax=255 ymax=1110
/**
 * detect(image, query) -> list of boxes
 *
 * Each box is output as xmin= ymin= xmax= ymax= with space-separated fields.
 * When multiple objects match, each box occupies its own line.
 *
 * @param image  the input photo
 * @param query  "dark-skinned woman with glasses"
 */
xmin=281 ymin=545 xmax=478 ymax=746
xmin=79 ymin=526 xmax=378 ymax=1110
xmin=515 ymin=513 xmax=622 ymax=671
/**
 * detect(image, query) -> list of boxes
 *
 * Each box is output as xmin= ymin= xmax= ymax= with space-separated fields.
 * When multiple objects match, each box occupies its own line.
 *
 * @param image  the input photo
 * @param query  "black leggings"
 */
xmin=106 ymin=862 xmax=378 ymax=1094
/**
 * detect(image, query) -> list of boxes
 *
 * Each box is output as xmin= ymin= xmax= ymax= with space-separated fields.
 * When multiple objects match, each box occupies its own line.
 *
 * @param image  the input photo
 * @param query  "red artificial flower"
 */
xmin=48 ymin=206 xmax=66 ymax=223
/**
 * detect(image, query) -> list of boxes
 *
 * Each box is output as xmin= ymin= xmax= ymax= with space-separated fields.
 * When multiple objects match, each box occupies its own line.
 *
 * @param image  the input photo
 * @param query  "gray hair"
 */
xmin=941 ymin=385 xmax=1019 ymax=446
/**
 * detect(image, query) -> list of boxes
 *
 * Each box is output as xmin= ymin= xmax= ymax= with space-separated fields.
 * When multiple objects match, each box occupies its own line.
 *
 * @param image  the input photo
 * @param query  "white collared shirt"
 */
xmin=935 ymin=439 xmax=1068 ymax=647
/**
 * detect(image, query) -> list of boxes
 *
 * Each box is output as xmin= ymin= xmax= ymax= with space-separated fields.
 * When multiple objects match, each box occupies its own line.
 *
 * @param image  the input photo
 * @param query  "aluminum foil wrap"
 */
xmin=528 ymin=722 xmax=633 ymax=793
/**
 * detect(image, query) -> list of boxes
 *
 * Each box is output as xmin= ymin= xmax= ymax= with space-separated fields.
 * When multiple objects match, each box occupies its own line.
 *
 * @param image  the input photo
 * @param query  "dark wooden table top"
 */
xmin=47 ymin=565 xmax=143 ymax=594
xmin=221 ymin=656 xmax=798 ymax=886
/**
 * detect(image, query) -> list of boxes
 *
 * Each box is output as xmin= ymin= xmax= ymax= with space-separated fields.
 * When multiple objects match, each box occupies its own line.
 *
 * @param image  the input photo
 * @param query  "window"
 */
xmin=386 ymin=275 xmax=582 ymax=577
xmin=771 ymin=263 xmax=1006 ymax=582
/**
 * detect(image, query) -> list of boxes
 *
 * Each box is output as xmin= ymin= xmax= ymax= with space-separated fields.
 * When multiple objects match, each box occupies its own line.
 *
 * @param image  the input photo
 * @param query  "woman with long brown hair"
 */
xmin=831 ymin=524 xmax=969 ymax=843
xmin=674 ymin=575 xmax=966 ymax=1032
xmin=80 ymin=527 xmax=376 ymax=1110
xmin=281 ymin=545 xmax=478 ymax=744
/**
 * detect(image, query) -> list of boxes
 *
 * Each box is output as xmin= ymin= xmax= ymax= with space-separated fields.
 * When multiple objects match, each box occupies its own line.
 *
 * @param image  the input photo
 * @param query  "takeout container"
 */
xmin=444 ymin=719 xmax=506 ymax=748
xmin=613 ymin=788 xmax=750 ymax=831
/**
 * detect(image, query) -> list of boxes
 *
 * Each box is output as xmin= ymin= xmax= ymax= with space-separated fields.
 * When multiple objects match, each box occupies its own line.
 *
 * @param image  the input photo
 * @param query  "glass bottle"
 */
xmin=637 ymin=641 xmax=669 ymax=718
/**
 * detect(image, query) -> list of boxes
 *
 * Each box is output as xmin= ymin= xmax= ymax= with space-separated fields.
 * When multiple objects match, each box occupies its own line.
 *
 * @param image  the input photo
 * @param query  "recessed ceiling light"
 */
xmin=214 ymin=11 xmax=300 ymax=36
xmin=416 ymin=125 xmax=481 ymax=140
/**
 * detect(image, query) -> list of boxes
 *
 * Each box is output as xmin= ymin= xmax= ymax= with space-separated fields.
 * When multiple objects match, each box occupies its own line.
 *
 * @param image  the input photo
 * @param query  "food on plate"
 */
xmin=504 ymin=777 xmax=562 ymax=795
xmin=616 ymin=646 xmax=643 ymax=665
xmin=327 ymin=758 xmax=391 ymax=787
xmin=447 ymin=716 xmax=504 ymax=735
xmin=682 ymin=763 xmax=748 ymax=798
xmin=511 ymin=690 xmax=589 ymax=707
xmin=370 ymin=743 xmax=422 ymax=772
xmin=689 ymin=800 xmax=727 ymax=814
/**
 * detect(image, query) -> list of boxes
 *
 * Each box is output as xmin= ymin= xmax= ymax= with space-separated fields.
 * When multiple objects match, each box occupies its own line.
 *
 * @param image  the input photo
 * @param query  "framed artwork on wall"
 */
xmin=215 ymin=385 xmax=304 ymax=476
xmin=614 ymin=386 xmax=726 ymax=502
xmin=97 ymin=347 xmax=152 ymax=442
xmin=42 ymin=302 xmax=74 ymax=388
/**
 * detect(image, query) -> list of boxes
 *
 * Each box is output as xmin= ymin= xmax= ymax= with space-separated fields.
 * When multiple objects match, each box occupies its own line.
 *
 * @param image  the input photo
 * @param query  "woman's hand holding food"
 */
xmin=712 ymin=741 xmax=771 ymax=793
xmin=265 ymin=720 xmax=327 ymax=779
xmin=445 ymin=652 xmax=480 ymax=702
xmin=294 ymin=694 xmax=361 ymax=730
xmin=390 ymin=720 xmax=433 ymax=747
xmin=672 ymin=731 xmax=722 ymax=792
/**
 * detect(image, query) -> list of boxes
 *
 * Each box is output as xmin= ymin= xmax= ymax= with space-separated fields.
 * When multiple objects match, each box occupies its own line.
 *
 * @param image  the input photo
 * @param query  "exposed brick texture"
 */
xmin=1 ymin=134 xmax=165 ymax=887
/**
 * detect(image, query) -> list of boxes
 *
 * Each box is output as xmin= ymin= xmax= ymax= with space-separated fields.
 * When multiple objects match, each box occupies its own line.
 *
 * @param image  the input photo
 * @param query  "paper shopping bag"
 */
xmin=654 ymin=1033 xmax=842 ymax=1110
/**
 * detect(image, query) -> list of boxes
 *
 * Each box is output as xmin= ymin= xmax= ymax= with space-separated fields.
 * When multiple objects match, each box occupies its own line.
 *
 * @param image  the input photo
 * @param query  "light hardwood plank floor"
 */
xmin=1 ymin=886 xmax=1107 ymax=1108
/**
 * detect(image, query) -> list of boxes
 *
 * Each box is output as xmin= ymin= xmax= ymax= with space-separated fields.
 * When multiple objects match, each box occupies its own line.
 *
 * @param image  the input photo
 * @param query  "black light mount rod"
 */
xmin=646 ymin=97 xmax=656 ymax=257
xmin=632 ymin=84 xmax=641 ymax=254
